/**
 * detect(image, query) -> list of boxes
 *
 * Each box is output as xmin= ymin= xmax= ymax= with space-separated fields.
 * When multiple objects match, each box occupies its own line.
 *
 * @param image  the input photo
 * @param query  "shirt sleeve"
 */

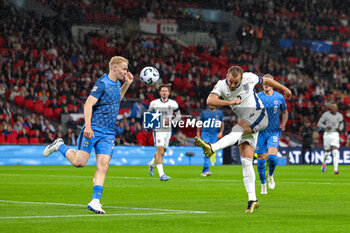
xmin=280 ymin=95 xmax=287 ymax=111
xmin=90 ymin=79 xmax=105 ymax=99
xmin=244 ymin=72 xmax=261 ymax=86
xmin=210 ymin=81 xmax=222 ymax=97
xmin=317 ymin=113 xmax=327 ymax=129
xmin=219 ymin=110 xmax=224 ymax=121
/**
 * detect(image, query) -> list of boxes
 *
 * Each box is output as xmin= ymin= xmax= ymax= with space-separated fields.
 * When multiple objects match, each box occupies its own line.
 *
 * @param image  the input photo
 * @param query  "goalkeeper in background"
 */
xmin=196 ymin=106 xmax=224 ymax=177
xmin=255 ymin=74 xmax=288 ymax=195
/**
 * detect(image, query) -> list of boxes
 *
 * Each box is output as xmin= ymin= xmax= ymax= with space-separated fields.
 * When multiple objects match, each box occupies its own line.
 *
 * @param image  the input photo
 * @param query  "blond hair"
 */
xmin=108 ymin=56 xmax=129 ymax=70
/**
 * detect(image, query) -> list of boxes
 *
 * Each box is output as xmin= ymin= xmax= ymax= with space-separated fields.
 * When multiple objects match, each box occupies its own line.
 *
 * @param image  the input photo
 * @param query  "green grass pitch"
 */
xmin=1 ymin=165 xmax=349 ymax=233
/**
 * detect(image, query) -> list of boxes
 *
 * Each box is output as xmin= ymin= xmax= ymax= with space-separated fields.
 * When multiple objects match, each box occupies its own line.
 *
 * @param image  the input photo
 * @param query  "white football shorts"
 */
xmin=153 ymin=131 xmax=172 ymax=148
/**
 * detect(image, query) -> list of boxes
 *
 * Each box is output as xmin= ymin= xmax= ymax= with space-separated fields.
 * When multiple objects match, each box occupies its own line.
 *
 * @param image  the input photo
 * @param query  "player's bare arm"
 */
xmin=83 ymin=95 xmax=99 ymax=139
xmin=120 ymin=72 xmax=134 ymax=100
xmin=207 ymin=93 xmax=242 ymax=107
xmin=280 ymin=109 xmax=288 ymax=131
xmin=262 ymin=78 xmax=292 ymax=99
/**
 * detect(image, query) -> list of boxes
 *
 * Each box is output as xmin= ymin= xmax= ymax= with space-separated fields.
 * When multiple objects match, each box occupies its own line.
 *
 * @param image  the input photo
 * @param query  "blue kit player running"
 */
xmin=255 ymin=74 xmax=288 ymax=194
xmin=43 ymin=56 xmax=134 ymax=214
xmin=197 ymin=106 xmax=224 ymax=177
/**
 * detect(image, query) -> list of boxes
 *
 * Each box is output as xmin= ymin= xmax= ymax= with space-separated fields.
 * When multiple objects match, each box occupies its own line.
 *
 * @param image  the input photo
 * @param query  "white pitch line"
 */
xmin=0 ymin=212 xmax=192 ymax=219
xmin=0 ymin=200 xmax=208 ymax=214
xmin=0 ymin=173 xmax=349 ymax=185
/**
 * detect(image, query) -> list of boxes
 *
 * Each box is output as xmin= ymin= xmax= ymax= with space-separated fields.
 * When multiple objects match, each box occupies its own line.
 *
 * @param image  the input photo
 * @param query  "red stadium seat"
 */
xmin=6 ymin=134 xmax=17 ymax=144
xmin=44 ymin=108 xmax=55 ymax=118
xmin=24 ymin=99 xmax=35 ymax=109
xmin=0 ymin=135 xmax=5 ymax=144
xmin=54 ymin=108 xmax=62 ymax=118
xmin=18 ymin=137 xmax=29 ymax=144
xmin=29 ymin=137 xmax=40 ymax=144
xmin=34 ymin=100 xmax=44 ymax=114
xmin=29 ymin=130 xmax=36 ymax=137
xmin=14 ymin=96 xmax=25 ymax=105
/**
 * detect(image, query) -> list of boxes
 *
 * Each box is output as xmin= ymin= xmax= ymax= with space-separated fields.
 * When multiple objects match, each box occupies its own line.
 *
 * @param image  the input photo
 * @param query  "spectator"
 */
xmin=66 ymin=128 xmax=77 ymax=146
xmin=300 ymin=119 xmax=314 ymax=164
xmin=18 ymin=127 xmax=30 ymax=140
xmin=122 ymin=124 xmax=137 ymax=145
xmin=66 ymin=116 xmax=77 ymax=130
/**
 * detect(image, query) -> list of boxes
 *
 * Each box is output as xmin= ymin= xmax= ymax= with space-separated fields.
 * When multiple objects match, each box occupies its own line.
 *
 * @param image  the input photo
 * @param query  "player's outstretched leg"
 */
xmin=195 ymin=137 xmax=214 ymax=157
xmin=43 ymin=138 xmax=64 ymax=157
xmin=257 ymin=159 xmax=267 ymax=194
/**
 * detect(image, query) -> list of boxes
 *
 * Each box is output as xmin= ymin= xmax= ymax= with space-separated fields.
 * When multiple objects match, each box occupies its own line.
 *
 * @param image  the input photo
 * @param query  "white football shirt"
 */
xmin=148 ymin=98 xmax=180 ymax=131
xmin=211 ymin=72 xmax=264 ymax=119
xmin=317 ymin=111 xmax=344 ymax=133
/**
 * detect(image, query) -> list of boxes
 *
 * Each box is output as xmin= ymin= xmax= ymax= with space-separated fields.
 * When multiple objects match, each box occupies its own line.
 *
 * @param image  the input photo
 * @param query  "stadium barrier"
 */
xmin=0 ymin=146 xmax=223 ymax=166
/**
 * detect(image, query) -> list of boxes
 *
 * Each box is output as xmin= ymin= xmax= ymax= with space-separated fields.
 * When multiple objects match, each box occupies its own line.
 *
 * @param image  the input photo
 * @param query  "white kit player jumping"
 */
xmin=317 ymin=102 xmax=344 ymax=174
xmin=147 ymin=84 xmax=181 ymax=181
xmin=195 ymin=66 xmax=292 ymax=213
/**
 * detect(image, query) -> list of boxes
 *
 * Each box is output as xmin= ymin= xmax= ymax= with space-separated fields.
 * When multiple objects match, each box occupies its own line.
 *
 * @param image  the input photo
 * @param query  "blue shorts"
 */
xmin=255 ymin=130 xmax=281 ymax=154
xmin=202 ymin=132 xmax=218 ymax=144
xmin=77 ymin=128 xmax=116 ymax=157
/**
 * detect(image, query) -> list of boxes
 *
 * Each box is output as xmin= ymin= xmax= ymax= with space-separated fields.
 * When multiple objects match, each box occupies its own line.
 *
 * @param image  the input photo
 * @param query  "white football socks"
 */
xmin=156 ymin=164 xmax=165 ymax=177
xmin=211 ymin=125 xmax=244 ymax=152
xmin=149 ymin=158 xmax=156 ymax=167
xmin=241 ymin=157 xmax=257 ymax=201
xmin=332 ymin=149 xmax=339 ymax=171
xmin=323 ymin=151 xmax=331 ymax=164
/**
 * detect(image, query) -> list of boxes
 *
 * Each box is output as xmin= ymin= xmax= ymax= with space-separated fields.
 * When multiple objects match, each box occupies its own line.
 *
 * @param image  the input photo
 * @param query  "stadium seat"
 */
xmin=18 ymin=137 xmax=29 ymax=144
xmin=54 ymin=108 xmax=62 ymax=118
xmin=24 ymin=99 xmax=35 ymax=109
xmin=29 ymin=130 xmax=36 ymax=137
xmin=44 ymin=108 xmax=55 ymax=118
xmin=34 ymin=100 xmax=44 ymax=114
xmin=14 ymin=96 xmax=25 ymax=105
xmin=0 ymin=135 xmax=5 ymax=144
xmin=29 ymin=137 xmax=40 ymax=144
xmin=6 ymin=134 xmax=17 ymax=144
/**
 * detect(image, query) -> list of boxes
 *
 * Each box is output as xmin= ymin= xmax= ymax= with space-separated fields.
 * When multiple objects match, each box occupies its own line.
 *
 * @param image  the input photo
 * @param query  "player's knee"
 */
xmin=73 ymin=161 xmax=86 ymax=167
xmin=257 ymin=159 xmax=265 ymax=169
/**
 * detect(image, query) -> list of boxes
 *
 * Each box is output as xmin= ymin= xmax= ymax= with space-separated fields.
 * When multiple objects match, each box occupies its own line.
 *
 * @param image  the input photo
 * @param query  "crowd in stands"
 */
xmin=1 ymin=0 xmax=350 ymax=147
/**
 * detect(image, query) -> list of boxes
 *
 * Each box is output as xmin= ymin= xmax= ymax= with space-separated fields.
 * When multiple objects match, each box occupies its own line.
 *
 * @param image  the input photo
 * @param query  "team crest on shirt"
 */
xmin=84 ymin=141 xmax=89 ymax=147
xmin=274 ymin=100 xmax=278 ymax=105
xmin=243 ymin=84 xmax=249 ymax=92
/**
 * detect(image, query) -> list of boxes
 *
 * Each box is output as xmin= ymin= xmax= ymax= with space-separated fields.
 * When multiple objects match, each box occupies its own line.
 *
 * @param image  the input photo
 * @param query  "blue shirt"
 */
xmin=89 ymin=73 xmax=121 ymax=135
xmin=258 ymin=91 xmax=287 ymax=133
xmin=200 ymin=109 xmax=224 ymax=134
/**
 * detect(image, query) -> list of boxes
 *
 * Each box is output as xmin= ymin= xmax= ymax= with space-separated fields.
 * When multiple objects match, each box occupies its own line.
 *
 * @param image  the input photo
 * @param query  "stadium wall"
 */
xmin=0 ymin=146 xmax=223 ymax=166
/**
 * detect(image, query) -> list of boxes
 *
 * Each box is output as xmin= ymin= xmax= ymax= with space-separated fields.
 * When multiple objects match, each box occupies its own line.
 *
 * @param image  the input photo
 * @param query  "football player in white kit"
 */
xmin=317 ymin=102 xmax=344 ymax=174
xmin=147 ymin=84 xmax=181 ymax=181
xmin=195 ymin=66 xmax=292 ymax=213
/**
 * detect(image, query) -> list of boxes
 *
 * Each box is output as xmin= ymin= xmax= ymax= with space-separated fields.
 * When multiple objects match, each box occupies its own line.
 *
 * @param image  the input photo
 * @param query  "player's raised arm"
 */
xmin=120 ymin=72 xmax=134 ymax=101
xmin=207 ymin=93 xmax=241 ymax=107
xmin=83 ymin=95 xmax=99 ymax=139
xmin=262 ymin=78 xmax=292 ymax=99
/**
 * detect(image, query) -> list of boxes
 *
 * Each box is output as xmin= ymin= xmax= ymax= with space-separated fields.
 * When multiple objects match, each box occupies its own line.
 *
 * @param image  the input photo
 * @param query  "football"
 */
xmin=140 ymin=66 xmax=160 ymax=86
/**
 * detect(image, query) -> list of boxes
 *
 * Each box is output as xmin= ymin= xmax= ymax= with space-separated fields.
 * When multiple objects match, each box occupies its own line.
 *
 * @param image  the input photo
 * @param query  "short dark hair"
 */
xmin=227 ymin=66 xmax=243 ymax=78
xmin=158 ymin=83 xmax=172 ymax=92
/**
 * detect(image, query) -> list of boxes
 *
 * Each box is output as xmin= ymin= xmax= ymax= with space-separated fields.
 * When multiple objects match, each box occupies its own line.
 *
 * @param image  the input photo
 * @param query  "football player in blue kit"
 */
xmin=43 ymin=56 xmax=134 ymax=214
xmin=197 ymin=106 xmax=224 ymax=176
xmin=255 ymin=74 xmax=288 ymax=194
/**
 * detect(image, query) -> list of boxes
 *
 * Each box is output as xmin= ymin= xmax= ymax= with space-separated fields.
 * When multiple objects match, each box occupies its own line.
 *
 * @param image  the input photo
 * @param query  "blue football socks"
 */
xmin=58 ymin=144 xmax=69 ymax=158
xmin=268 ymin=154 xmax=277 ymax=176
xmin=202 ymin=156 xmax=210 ymax=173
xmin=92 ymin=185 xmax=103 ymax=200
xmin=257 ymin=159 xmax=266 ymax=184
